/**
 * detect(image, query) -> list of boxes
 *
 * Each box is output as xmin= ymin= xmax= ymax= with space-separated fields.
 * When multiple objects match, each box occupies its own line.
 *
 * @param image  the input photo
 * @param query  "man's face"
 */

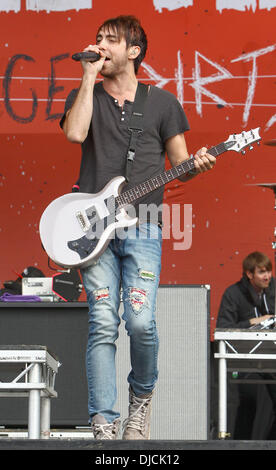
xmin=247 ymin=266 xmax=272 ymax=292
xmin=96 ymin=27 xmax=130 ymax=77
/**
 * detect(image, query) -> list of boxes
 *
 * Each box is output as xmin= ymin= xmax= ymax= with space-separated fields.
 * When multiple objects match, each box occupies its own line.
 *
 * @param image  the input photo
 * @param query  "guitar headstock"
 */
xmin=224 ymin=127 xmax=261 ymax=154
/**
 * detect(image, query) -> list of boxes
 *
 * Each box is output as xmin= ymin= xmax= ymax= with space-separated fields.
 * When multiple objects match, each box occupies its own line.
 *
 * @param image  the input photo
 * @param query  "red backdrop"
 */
xmin=1 ymin=0 xmax=276 ymax=335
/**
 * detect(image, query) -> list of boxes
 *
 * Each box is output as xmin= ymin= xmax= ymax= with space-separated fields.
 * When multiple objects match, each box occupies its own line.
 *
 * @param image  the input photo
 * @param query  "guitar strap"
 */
xmin=125 ymin=82 xmax=149 ymax=182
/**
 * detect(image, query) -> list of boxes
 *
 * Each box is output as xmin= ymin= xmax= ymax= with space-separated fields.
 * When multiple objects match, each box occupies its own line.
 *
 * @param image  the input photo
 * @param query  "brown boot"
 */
xmin=122 ymin=388 xmax=153 ymax=440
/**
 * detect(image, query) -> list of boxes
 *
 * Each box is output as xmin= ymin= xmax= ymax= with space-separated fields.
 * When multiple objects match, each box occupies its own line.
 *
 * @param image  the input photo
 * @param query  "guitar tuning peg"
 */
xmin=241 ymin=150 xmax=246 ymax=155
xmin=249 ymin=145 xmax=253 ymax=150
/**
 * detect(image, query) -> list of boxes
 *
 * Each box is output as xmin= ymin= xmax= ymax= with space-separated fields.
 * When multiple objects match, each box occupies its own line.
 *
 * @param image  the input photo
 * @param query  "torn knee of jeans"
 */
xmin=93 ymin=287 xmax=109 ymax=302
xmin=138 ymin=269 xmax=156 ymax=281
xmin=128 ymin=287 xmax=148 ymax=314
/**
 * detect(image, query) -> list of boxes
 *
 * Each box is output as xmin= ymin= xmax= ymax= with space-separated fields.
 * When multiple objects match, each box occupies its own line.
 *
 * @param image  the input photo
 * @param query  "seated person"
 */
xmin=216 ymin=251 xmax=276 ymax=439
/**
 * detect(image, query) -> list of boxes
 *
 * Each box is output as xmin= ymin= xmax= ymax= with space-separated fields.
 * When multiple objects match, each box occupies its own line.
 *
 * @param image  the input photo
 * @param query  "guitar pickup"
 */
xmin=76 ymin=211 xmax=90 ymax=232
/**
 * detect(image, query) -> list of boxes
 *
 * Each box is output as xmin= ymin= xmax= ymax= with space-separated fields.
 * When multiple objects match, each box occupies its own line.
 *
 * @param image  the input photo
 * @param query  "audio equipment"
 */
xmin=72 ymin=52 xmax=101 ymax=62
xmin=0 ymin=285 xmax=210 ymax=439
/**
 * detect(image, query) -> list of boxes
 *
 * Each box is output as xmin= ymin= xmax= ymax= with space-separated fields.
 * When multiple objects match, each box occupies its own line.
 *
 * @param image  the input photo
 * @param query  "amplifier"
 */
xmin=22 ymin=277 xmax=59 ymax=301
xmin=22 ymin=270 xmax=82 ymax=302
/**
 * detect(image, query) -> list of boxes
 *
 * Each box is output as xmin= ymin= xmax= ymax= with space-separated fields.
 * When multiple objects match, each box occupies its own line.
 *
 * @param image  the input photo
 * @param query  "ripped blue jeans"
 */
xmin=81 ymin=223 xmax=162 ymax=423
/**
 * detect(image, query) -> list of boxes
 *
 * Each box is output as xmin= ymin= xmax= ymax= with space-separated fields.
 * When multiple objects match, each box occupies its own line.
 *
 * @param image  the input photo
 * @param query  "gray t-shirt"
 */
xmin=60 ymin=82 xmax=189 ymax=221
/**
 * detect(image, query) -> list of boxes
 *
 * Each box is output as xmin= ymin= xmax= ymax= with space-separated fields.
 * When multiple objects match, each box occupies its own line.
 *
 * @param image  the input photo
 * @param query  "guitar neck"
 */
xmin=116 ymin=141 xmax=227 ymax=207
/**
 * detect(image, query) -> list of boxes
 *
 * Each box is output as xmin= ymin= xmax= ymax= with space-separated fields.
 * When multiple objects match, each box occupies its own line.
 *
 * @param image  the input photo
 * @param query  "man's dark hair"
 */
xmin=242 ymin=251 xmax=272 ymax=274
xmin=97 ymin=15 xmax=147 ymax=74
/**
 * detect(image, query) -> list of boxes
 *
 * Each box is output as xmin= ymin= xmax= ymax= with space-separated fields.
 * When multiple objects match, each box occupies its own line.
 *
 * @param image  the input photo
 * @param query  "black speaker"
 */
xmin=0 ymin=302 xmax=89 ymax=426
xmin=52 ymin=270 xmax=83 ymax=301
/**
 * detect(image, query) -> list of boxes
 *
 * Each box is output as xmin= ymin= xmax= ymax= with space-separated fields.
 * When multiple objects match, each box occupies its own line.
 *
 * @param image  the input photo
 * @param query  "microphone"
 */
xmin=72 ymin=51 xmax=101 ymax=62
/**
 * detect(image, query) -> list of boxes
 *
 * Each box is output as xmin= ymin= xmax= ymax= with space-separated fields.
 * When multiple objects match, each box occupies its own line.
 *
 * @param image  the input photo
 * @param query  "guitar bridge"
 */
xmin=76 ymin=211 xmax=90 ymax=232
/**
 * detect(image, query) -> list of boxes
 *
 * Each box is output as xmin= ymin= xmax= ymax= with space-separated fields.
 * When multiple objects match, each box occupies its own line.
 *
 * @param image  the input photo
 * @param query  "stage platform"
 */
xmin=0 ymin=437 xmax=276 ymax=451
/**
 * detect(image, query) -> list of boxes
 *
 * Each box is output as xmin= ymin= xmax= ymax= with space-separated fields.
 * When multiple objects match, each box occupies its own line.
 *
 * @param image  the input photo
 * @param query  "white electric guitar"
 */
xmin=39 ymin=128 xmax=261 ymax=269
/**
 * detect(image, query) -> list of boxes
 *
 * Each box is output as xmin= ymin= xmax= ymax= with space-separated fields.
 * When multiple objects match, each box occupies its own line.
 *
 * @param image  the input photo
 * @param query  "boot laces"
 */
xmin=93 ymin=421 xmax=118 ymax=439
xmin=123 ymin=395 xmax=151 ymax=432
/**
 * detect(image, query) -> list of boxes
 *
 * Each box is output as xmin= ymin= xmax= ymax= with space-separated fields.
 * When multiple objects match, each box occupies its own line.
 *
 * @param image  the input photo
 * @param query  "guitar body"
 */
xmin=39 ymin=176 xmax=138 ymax=268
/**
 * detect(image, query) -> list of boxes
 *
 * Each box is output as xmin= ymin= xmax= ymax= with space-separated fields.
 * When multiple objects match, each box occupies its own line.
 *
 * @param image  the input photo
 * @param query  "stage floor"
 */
xmin=0 ymin=438 xmax=275 ymax=451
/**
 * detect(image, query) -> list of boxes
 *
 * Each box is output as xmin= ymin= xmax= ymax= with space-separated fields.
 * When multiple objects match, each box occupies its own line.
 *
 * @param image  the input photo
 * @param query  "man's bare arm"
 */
xmin=62 ymin=45 xmax=105 ymax=143
xmin=166 ymin=133 xmax=216 ymax=181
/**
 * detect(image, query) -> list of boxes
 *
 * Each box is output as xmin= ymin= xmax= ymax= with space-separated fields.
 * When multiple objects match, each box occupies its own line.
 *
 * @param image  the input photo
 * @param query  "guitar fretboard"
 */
xmin=116 ymin=142 xmax=226 ymax=207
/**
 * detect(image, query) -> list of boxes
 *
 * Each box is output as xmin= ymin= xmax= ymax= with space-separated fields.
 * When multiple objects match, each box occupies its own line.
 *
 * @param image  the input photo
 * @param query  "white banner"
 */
xmin=26 ymin=0 xmax=92 ymax=12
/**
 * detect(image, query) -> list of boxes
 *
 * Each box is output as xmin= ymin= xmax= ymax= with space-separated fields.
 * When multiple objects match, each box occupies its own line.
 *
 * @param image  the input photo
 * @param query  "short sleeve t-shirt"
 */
xmin=60 ymin=82 xmax=189 ymax=222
